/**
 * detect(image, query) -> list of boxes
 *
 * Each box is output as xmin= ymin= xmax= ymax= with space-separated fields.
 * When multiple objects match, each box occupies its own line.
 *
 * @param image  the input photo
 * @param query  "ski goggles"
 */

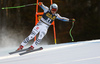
xmin=51 ymin=8 xmax=57 ymax=11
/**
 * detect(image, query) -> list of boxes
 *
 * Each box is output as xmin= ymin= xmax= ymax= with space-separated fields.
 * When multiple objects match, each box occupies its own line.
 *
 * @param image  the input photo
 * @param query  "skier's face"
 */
xmin=51 ymin=10 xmax=56 ymax=14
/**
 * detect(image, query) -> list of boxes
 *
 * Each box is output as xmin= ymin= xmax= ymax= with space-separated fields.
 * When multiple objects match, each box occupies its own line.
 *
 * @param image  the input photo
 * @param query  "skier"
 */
xmin=17 ymin=2 xmax=75 ymax=51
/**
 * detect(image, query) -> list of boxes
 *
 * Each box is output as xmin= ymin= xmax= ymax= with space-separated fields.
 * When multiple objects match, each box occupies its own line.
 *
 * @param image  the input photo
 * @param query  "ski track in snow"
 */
xmin=0 ymin=39 xmax=100 ymax=64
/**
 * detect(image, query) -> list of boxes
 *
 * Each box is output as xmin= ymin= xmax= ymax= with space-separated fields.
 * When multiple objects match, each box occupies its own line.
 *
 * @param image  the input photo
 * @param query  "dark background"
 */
xmin=0 ymin=0 xmax=100 ymax=47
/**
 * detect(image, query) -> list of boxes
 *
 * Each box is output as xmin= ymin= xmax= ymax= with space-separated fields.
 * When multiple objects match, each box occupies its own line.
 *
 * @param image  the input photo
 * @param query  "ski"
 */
xmin=19 ymin=47 xmax=43 ymax=55
xmin=9 ymin=48 xmax=29 ymax=55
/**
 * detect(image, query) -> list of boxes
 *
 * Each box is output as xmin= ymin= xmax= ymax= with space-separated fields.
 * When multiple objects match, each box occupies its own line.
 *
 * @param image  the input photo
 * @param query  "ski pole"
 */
xmin=69 ymin=22 xmax=74 ymax=41
xmin=2 ymin=3 xmax=38 ymax=9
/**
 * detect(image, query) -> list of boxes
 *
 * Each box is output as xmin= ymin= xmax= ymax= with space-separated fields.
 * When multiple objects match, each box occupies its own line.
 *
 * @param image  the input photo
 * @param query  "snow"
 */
xmin=0 ymin=40 xmax=100 ymax=64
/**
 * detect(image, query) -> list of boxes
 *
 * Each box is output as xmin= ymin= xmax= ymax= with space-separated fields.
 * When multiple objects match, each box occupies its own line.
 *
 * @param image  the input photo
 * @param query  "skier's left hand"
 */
xmin=69 ymin=18 xmax=75 ymax=22
xmin=72 ymin=18 xmax=75 ymax=22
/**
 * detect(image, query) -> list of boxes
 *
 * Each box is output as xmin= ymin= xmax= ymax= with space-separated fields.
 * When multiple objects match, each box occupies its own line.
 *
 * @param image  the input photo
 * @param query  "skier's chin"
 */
xmin=51 ymin=11 xmax=56 ymax=14
xmin=52 ymin=12 xmax=56 ymax=14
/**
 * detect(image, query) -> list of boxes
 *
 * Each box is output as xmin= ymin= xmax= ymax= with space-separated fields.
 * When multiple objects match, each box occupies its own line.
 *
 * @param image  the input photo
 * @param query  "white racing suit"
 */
xmin=21 ymin=4 xmax=70 ymax=48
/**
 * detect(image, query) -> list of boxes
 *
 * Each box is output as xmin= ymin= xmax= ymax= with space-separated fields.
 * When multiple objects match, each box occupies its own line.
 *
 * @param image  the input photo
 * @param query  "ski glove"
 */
xmin=69 ymin=18 xmax=75 ymax=22
xmin=39 ymin=2 xmax=43 ymax=6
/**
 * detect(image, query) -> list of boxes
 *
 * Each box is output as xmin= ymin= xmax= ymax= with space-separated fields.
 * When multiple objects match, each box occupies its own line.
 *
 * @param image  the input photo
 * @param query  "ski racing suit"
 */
xmin=21 ymin=4 xmax=70 ymax=48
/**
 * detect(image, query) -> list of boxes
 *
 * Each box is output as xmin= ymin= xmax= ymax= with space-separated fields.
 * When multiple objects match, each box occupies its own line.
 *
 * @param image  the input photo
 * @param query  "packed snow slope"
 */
xmin=0 ymin=40 xmax=100 ymax=64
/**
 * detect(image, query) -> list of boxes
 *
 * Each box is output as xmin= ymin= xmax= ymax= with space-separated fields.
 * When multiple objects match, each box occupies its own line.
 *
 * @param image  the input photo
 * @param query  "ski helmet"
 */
xmin=50 ymin=3 xmax=58 ymax=12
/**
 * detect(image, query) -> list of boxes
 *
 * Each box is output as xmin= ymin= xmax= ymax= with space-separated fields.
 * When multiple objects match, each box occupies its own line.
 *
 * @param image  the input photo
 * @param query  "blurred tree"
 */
xmin=0 ymin=0 xmax=2 ymax=42
xmin=0 ymin=0 xmax=2 ymax=28
xmin=2 ymin=0 xmax=7 ymax=28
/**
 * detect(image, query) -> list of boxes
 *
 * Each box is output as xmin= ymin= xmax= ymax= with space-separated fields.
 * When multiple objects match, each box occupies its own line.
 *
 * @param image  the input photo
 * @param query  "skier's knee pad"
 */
xmin=39 ymin=32 xmax=46 ymax=39
xmin=28 ymin=31 xmax=37 ymax=40
xmin=28 ymin=35 xmax=34 ymax=40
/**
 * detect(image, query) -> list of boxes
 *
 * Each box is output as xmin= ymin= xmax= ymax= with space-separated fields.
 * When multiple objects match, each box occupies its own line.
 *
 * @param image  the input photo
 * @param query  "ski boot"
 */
xmin=27 ymin=45 xmax=34 ymax=52
xmin=16 ymin=45 xmax=24 ymax=51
